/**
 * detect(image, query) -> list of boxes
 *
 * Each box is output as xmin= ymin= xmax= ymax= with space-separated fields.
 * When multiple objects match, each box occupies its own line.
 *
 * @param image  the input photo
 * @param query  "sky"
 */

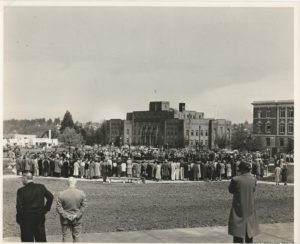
xmin=3 ymin=7 xmax=294 ymax=123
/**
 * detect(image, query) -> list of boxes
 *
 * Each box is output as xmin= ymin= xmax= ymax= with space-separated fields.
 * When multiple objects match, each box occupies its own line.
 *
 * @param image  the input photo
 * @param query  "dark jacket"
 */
xmin=228 ymin=173 xmax=260 ymax=238
xmin=16 ymin=182 xmax=54 ymax=224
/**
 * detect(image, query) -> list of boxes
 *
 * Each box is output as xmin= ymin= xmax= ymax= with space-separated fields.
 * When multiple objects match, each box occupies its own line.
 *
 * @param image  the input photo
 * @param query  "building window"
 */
xmin=266 ymin=138 xmax=271 ymax=146
xmin=205 ymin=140 xmax=208 ymax=146
xmin=191 ymin=130 xmax=194 ymax=136
xmin=186 ymin=130 xmax=189 ymax=136
xmin=200 ymin=140 xmax=203 ymax=145
xmin=288 ymin=109 xmax=294 ymax=117
xmin=288 ymin=124 xmax=294 ymax=134
xmin=266 ymin=123 xmax=271 ymax=133
xmin=280 ymin=108 xmax=286 ymax=118
xmin=196 ymin=130 xmax=199 ymax=136
xmin=257 ymin=110 xmax=261 ymax=118
xmin=200 ymin=130 xmax=204 ymax=136
xmin=205 ymin=130 xmax=208 ymax=136
xmin=196 ymin=140 xmax=199 ymax=145
xmin=266 ymin=110 xmax=271 ymax=118
xmin=191 ymin=140 xmax=193 ymax=145
xmin=279 ymin=138 xmax=284 ymax=147
xmin=279 ymin=124 xmax=285 ymax=134
xmin=257 ymin=123 xmax=262 ymax=133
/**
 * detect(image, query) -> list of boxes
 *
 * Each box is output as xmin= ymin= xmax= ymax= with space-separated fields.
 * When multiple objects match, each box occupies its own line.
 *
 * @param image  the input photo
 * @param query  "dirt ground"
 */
xmin=3 ymin=177 xmax=294 ymax=238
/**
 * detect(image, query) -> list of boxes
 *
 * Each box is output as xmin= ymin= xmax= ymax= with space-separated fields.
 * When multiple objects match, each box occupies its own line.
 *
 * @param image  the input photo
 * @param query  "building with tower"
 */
xmin=105 ymin=101 xmax=231 ymax=149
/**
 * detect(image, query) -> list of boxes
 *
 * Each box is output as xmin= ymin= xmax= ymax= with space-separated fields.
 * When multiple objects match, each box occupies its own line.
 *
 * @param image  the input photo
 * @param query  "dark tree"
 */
xmin=60 ymin=111 xmax=74 ymax=132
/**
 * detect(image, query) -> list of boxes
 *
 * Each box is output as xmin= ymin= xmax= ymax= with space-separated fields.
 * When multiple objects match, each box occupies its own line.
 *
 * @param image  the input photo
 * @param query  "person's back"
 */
xmin=16 ymin=172 xmax=53 ymax=242
xmin=228 ymin=161 xmax=260 ymax=243
xmin=58 ymin=188 xmax=85 ymax=219
xmin=57 ymin=177 xmax=86 ymax=242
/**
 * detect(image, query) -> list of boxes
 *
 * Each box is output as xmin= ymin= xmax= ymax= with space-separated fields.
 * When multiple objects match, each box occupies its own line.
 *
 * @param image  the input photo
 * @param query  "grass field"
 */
xmin=2 ymin=177 xmax=294 ymax=238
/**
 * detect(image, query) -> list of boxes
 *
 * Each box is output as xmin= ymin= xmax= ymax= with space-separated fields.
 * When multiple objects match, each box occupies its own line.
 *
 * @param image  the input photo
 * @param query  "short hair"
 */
xmin=22 ymin=171 xmax=33 ymax=180
xmin=68 ymin=177 xmax=77 ymax=187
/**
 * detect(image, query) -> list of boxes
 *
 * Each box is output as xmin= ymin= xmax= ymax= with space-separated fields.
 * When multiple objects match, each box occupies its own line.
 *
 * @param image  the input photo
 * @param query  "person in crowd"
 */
xmin=79 ymin=159 xmax=85 ymax=179
xmin=43 ymin=155 xmax=49 ymax=177
xmin=275 ymin=165 xmax=281 ymax=185
xmin=16 ymin=155 xmax=23 ymax=176
xmin=112 ymin=158 xmax=118 ymax=177
xmin=73 ymin=159 xmax=79 ymax=178
xmin=127 ymin=157 xmax=133 ymax=179
xmin=84 ymin=158 xmax=90 ymax=179
xmin=171 ymin=160 xmax=176 ymax=181
xmin=94 ymin=157 xmax=100 ymax=179
xmin=62 ymin=157 xmax=69 ymax=178
xmin=102 ymin=158 xmax=109 ymax=183
xmin=16 ymin=172 xmax=54 ymax=242
xmin=38 ymin=155 xmax=44 ymax=177
xmin=193 ymin=161 xmax=199 ymax=181
xmin=117 ymin=157 xmax=122 ymax=177
xmin=226 ymin=162 xmax=232 ymax=180
xmin=56 ymin=177 xmax=87 ymax=242
xmin=155 ymin=161 xmax=162 ymax=181
xmin=49 ymin=156 xmax=55 ymax=177
xmin=89 ymin=159 xmax=95 ymax=179
xmin=33 ymin=155 xmax=39 ymax=176
xmin=228 ymin=161 xmax=260 ymax=243
xmin=54 ymin=155 xmax=62 ymax=177
xmin=281 ymin=162 xmax=288 ymax=186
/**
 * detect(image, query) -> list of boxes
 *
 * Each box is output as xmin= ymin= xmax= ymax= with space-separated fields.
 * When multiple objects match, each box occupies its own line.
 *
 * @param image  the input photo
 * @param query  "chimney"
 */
xmin=49 ymin=130 xmax=51 ymax=139
xmin=179 ymin=103 xmax=185 ymax=112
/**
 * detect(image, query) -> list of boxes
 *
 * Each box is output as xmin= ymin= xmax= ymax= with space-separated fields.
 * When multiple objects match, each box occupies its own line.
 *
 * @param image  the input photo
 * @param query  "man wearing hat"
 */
xmin=228 ymin=161 xmax=260 ymax=243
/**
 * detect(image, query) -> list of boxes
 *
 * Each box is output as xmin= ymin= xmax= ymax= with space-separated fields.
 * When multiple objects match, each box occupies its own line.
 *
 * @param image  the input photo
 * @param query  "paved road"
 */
xmin=3 ymin=222 xmax=293 ymax=243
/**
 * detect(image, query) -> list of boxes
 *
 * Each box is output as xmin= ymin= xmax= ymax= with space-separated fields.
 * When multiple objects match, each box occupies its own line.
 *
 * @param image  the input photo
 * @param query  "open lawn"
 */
xmin=3 ymin=177 xmax=294 ymax=238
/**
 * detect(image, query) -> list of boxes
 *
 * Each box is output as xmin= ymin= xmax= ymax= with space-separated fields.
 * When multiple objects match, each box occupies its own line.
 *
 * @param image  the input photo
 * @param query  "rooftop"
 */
xmin=252 ymin=100 xmax=294 ymax=105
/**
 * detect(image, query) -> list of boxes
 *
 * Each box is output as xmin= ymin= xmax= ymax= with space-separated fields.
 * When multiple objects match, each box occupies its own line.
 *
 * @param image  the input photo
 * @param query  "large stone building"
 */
xmin=252 ymin=100 xmax=294 ymax=155
xmin=105 ymin=101 xmax=231 ymax=149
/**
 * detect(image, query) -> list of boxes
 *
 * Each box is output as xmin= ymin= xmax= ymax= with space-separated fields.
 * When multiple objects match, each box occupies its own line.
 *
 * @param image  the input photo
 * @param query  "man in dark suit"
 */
xmin=16 ymin=172 xmax=54 ymax=242
xmin=228 ymin=161 xmax=260 ymax=243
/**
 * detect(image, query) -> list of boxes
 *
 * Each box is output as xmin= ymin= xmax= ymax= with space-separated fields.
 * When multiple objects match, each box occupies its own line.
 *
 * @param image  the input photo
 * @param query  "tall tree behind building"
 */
xmin=60 ymin=111 xmax=74 ymax=132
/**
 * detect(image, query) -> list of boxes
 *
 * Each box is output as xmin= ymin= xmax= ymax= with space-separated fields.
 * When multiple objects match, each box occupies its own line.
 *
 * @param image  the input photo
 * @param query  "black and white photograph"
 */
xmin=1 ymin=2 xmax=298 ymax=243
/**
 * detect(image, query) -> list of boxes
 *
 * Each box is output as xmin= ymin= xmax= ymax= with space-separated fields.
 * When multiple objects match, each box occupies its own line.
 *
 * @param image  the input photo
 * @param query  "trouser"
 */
xmin=20 ymin=213 xmax=46 ymax=242
xmin=233 ymin=234 xmax=253 ymax=243
xmin=61 ymin=222 xmax=81 ymax=242
xmin=103 ymin=173 xmax=107 ymax=182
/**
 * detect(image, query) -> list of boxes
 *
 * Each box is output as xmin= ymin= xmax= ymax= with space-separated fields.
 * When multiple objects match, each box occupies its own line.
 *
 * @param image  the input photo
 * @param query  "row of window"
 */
xmin=257 ymin=108 xmax=293 ymax=118
xmin=185 ymin=140 xmax=208 ymax=146
xmin=179 ymin=113 xmax=203 ymax=119
xmin=186 ymin=130 xmax=208 ymax=137
xmin=265 ymin=138 xmax=286 ymax=147
xmin=257 ymin=123 xmax=293 ymax=134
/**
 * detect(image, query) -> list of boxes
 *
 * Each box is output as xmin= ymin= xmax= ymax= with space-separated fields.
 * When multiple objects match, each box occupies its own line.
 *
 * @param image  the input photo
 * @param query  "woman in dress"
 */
xmin=226 ymin=162 xmax=232 ymax=179
xmin=94 ymin=158 xmax=100 ymax=179
xmin=127 ymin=157 xmax=133 ymax=178
xmin=73 ymin=159 xmax=79 ymax=178
xmin=275 ymin=166 xmax=281 ymax=185
xmin=155 ymin=162 xmax=162 ymax=181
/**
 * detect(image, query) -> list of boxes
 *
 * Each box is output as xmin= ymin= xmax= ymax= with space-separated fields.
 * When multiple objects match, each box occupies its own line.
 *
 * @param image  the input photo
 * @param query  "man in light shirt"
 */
xmin=56 ymin=177 xmax=87 ymax=242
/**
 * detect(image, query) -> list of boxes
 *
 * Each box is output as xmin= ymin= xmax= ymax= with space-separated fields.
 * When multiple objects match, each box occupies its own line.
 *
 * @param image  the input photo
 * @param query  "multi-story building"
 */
xmin=104 ymin=119 xmax=124 ymax=145
xmin=252 ymin=100 xmax=294 ymax=155
xmin=105 ymin=101 xmax=231 ymax=149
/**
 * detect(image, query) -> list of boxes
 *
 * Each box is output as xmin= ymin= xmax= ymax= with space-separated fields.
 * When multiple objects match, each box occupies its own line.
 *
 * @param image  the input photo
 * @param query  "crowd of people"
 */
xmin=7 ymin=145 xmax=291 ymax=184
